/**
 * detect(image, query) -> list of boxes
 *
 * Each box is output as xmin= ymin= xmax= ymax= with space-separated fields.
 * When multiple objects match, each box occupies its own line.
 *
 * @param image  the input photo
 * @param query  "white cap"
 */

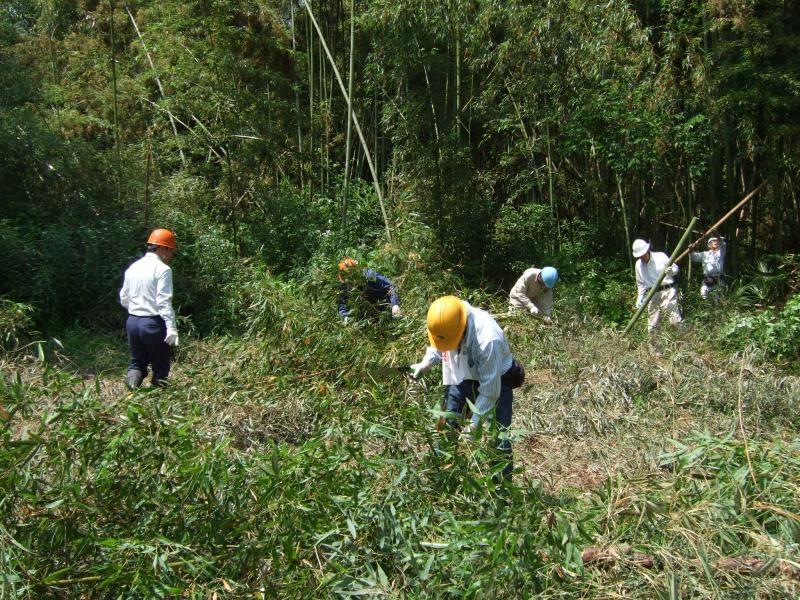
xmin=707 ymin=237 xmax=719 ymax=247
xmin=632 ymin=239 xmax=650 ymax=258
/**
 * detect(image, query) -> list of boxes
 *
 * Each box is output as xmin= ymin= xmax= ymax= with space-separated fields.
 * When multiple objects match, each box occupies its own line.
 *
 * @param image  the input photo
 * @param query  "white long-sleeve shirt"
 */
xmin=119 ymin=252 xmax=177 ymax=331
xmin=509 ymin=268 xmax=553 ymax=315
xmin=690 ymin=240 xmax=726 ymax=277
xmin=635 ymin=251 xmax=678 ymax=308
xmin=417 ymin=302 xmax=513 ymax=424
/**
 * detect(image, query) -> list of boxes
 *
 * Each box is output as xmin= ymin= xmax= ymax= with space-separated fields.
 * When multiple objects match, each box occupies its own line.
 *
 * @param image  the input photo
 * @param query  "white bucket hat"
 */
xmin=632 ymin=239 xmax=650 ymax=258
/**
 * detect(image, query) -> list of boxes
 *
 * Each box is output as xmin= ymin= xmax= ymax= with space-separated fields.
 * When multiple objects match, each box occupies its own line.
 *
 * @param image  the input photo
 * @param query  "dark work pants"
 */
xmin=445 ymin=378 xmax=513 ymax=478
xmin=126 ymin=315 xmax=170 ymax=384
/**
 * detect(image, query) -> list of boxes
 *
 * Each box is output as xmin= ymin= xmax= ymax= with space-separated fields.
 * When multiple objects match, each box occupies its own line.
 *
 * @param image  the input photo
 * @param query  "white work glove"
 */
xmin=409 ymin=362 xmax=430 ymax=380
xmin=165 ymin=329 xmax=179 ymax=347
xmin=391 ymin=305 xmax=401 ymax=318
xmin=342 ymin=316 xmax=350 ymax=325
xmin=542 ymin=315 xmax=552 ymax=325
xmin=528 ymin=305 xmax=539 ymax=316
xmin=460 ymin=421 xmax=477 ymax=441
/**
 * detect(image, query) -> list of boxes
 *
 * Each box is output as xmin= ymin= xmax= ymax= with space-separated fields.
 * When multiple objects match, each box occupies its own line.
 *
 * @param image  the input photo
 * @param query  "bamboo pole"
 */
xmin=144 ymin=140 xmax=151 ymax=227
xmin=674 ymin=181 xmax=766 ymax=264
xmin=341 ymin=0 xmax=355 ymax=228
xmin=108 ymin=1 xmax=121 ymax=190
xmin=545 ymin=122 xmax=561 ymax=252
xmin=656 ymin=220 xmax=703 ymax=235
xmin=623 ymin=217 xmax=698 ymax=335
xmin=304 ymin=0 xmax=392 ymax=242
xmin=289 ymin=1 xmax=303 ymax=190
xmin=125 ymin=5 xmax=187 ymax=168
xmin=617 ymin=174 xmax=633 ymax=271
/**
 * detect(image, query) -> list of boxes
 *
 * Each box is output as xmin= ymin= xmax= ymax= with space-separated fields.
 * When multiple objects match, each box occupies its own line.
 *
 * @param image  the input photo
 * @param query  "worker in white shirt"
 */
xmin=119 ymin=229 xmax=179 ymax=388
xmin=690 ymin=236 xmax=726 ymax=300
xmin=410 ymin=296 xmax=525 ymax=480
xmin=632 ymin=239 xmax=685 ymax=335
xmin=509 ymin=266 xmax=558 ymax=322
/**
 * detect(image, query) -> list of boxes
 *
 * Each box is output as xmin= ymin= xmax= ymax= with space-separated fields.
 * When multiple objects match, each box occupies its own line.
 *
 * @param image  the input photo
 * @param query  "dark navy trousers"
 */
xmin=126 ymin=315 xmax=170 ymax=383
xmin=445 ymin=379 xmax=513 ymax=478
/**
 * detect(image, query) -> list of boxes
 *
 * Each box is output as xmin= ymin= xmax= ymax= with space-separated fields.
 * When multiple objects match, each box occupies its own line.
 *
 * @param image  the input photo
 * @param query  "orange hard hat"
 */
xmin=338 ymin=257 xmax=359 ymax=271
xmin=426 ymin=296 xmax=467 ymax=351
xmin=147 ymin=228 xmax=177 ymax=249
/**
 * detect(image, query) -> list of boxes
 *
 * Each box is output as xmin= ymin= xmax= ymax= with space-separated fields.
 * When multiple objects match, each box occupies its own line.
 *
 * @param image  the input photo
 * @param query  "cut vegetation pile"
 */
xmin=1 ymin=281 xmax=799 ymax=598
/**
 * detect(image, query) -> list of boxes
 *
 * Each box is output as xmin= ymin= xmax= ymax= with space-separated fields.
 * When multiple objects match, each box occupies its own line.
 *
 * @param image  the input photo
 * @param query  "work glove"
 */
xmin=460 ymin=421 xmax=477 ymax=441
xmin=391 ymin=305 xmax=401 ymax=318
xmin=165 ymin=329 xmax=179 ymax=346
xmin=528 ymin=306 xmax=539 ymax=316
xmin=343 ymin=316 xmax=350 ymax=325
xmin=542 ymin=315 xmax=552 ymax=325
xmin=409 ymin=362 xmax=429 ymax=380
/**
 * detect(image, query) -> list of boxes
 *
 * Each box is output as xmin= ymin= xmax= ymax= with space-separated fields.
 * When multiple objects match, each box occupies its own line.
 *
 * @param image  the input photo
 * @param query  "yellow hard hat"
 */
xmin=426 ymin=296 xmax=467 ymax=351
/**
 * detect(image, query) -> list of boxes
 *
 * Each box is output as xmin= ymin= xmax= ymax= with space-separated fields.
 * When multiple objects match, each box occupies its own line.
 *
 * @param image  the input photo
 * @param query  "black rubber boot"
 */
xmin=126 ymin=369 xmax=144 ymax=389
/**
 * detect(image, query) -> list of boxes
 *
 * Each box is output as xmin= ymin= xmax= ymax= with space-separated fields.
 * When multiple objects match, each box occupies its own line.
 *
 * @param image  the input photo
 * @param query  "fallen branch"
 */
xmin=581 ymin=546 xmax=800 ymax=580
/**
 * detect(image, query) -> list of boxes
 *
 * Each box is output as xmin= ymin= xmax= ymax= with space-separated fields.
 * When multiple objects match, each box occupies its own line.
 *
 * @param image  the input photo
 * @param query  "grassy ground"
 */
xmin=2 ymin=282 xmax=799 ymax=598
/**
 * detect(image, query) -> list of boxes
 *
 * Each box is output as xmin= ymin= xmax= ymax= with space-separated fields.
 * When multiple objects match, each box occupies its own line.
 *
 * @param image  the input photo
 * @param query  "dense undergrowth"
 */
xmin=2 ymin=264 xmax=799 ymax=598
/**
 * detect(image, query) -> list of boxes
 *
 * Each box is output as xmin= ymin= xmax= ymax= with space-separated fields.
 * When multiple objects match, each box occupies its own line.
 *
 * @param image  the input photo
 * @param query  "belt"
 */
xmin=129 ymin=314 xmax=161 ymax=319
xmin=655 ymin=284 xmax=673 ymax=293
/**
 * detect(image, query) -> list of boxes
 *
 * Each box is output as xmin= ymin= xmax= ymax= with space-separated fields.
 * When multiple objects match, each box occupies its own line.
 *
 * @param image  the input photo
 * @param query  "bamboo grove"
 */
xmin=1 ymin=0 xmax=799 ymax=327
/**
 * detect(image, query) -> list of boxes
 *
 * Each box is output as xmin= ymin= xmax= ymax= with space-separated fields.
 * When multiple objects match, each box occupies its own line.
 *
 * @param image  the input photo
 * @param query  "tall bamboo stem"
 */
xmin=289 ymin=1 xmax=303 ymax=190
xmin=341 ymin=0 xmax=355 ymax=228
xmin=616 ymin=174 xmax=633 ymax=271
xmin=109 ymin=1 xmax=121 ymax=192
xmin=545 ymin=122 xmax=560 ymax=252
xmin=306 ymin=13 xmax=314 ymax=195
xmin=125 ymin=5 xmax=187 ymax=168
xmin=144 ymin=140 xmax=151 ymax=227
xmin=304 ymin=1 xmax=391 ymax=242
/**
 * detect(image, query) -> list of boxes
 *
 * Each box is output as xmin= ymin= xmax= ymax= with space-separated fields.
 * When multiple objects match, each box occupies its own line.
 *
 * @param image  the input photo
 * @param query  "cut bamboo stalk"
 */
xmin=674 ymin=181 xmax=766 ymax=264
xmin=581 ymin=546 xmax=800 ymax=580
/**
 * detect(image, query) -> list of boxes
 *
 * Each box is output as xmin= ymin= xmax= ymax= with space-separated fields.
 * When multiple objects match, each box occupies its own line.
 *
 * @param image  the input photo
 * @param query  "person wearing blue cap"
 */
xmin=509 ymin=266 xmax=558 ymax=323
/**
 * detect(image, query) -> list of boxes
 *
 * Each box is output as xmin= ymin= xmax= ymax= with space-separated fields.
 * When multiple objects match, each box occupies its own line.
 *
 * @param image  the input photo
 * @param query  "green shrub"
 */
xmin=558 ymin=259 xmax=631 ymax=325
xmin=0 ymin=219 xmax=137 ymax=329
xmin=0 ymin=298 xmax=34 ymax=350
xmin=488 ymin=202 xmax=555 ymax=282
xmin=723 ymin=292 xmax=800 ymax=361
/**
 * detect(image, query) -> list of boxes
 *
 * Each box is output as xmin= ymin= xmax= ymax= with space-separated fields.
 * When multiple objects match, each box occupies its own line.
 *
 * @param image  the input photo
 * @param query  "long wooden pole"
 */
xmin=675 ymin=181 xmax=766 ymax=264
xmin=623 ymin=217 xmax=698 ymax=335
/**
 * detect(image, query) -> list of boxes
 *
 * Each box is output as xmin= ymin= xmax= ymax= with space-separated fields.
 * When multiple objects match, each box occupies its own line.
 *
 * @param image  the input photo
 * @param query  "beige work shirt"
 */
xmin=509 ymin=268 xmax=553 ymax=316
